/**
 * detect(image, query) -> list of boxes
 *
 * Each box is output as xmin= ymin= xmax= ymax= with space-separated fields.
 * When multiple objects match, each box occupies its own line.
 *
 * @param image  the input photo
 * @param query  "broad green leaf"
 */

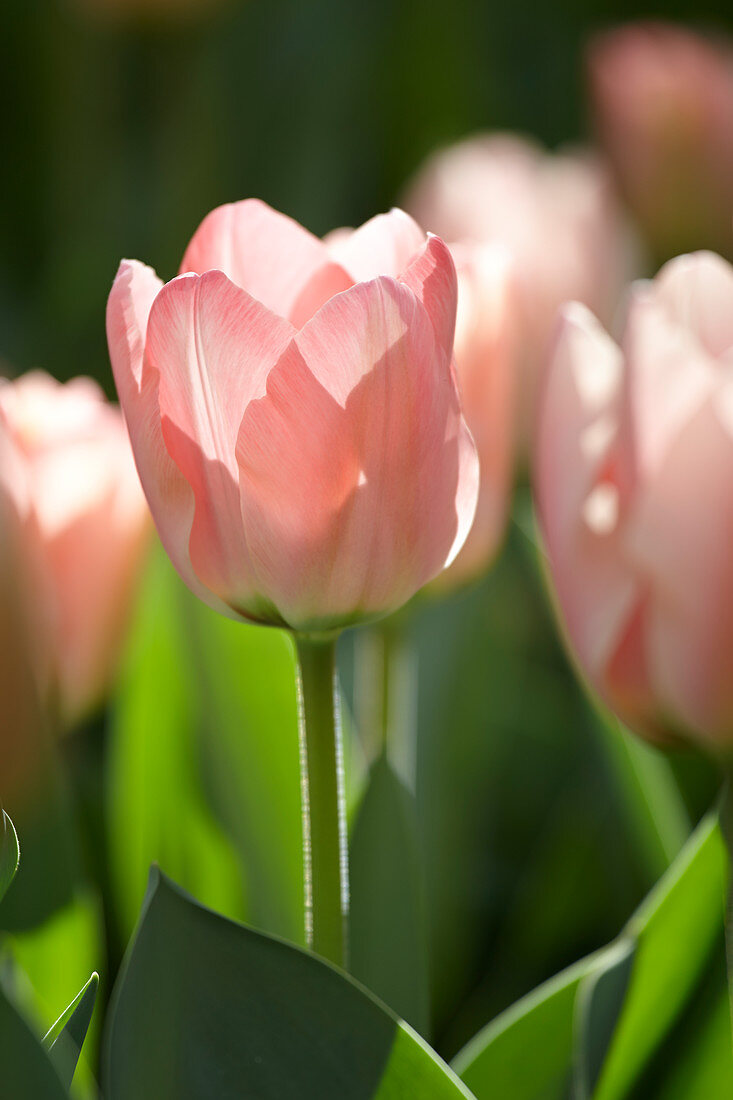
xmin=573 ymin=939 xmax=635 ymax=1098
xmin=453 ymin=813 xmax=725 ymax=1098
xmin=44 ymin=972 xmax=98 ymax=1091
xmin=592 ymin=813 xmax=726 ymax=1100
xmin=184 ymin=595 xmax=305 ymax=944
xmin=349 ymin=752 xmax=430 ymax=1034
xmin=104 ymin=868 xmax=476 ymax=1099
xmin=107 ymin=546 xmax=246 ymax=937
xmin=655 ymin=983 xmax=733 ymax=1099
xmin=0 ymin=981 xmax=69 ymax=1099
xmin=0 ymin=808 xmax=20 ymax=902
xmin=452 ymin=948 xmax=612 ymax=1100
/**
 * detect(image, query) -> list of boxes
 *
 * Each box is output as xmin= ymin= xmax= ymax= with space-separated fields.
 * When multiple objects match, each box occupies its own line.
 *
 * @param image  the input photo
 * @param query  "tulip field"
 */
xmin=4 ymin=3 xmax=733 ymax=1098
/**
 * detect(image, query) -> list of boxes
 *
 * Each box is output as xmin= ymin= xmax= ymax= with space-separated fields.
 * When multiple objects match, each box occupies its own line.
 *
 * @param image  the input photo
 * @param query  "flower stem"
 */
xmin=295 ymin=634 xmax=348 ymax=968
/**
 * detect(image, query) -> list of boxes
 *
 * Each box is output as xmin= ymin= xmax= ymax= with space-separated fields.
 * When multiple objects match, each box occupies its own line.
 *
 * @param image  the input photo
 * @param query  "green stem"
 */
xmin=720 ymin=771 xmax=733 ymax=1044
xmin=295 ymin=634 xmax=348 ymax=968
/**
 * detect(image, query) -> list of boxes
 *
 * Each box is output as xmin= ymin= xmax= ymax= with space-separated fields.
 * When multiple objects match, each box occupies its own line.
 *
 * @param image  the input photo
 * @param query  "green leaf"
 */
xmin=573 ymin=939 xmax=635 ymax=1099
xmin=452 ymin=948 xmax=612 ymax=1100
xmin=0 ymin=808 xmax=20 ymax=902
xmin=452 ymin=812 xmax=725 ymax=1099
xmin=104 ymin=868 xmax=475 ymax=1099
xmin=349 ymin=752 xmax=430 ymax=1034
xmin=0 ymin=982 xmax=69 ymax=1099
xmin=44 ymin=972 xmax=98 ymax=1091
xmin=107 ymin=546 xmax=247 ymax=938
xmin=592 ymin=812 xmax=726 ymax=1100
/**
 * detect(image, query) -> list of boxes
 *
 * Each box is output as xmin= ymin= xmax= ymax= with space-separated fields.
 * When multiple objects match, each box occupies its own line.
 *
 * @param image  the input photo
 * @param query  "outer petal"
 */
xmin=535 ymin=303 xmax=637 ymax=679
xmin=235 ymin=277 xmax=478 ymax=630
xmin=324 ymin=209 xmax=426 ymax=281
xmin=398 ymin=233 xmax=458 ymax=360
xmin=652 ymin=251 xmax=733 ymax=359
xmin=147 ymin=270 xmax=295 ymax=615
xmin=180 ymin=199 xmax=352 ymax=326
xmin=623 ymin=379 xmax=733 ymax=741
xmin=621 ymin=282 xmax=716 ymax=482
xmin=106 ymin=259 xmax=232 ymax=614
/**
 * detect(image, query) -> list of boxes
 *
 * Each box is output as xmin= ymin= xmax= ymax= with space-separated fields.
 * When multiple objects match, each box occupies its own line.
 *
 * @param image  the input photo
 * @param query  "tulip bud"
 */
xmin=405 ymin=133 xmax=640 ymax=449
xmin=587 ymin=21 xmax=733 ymax=261
xmin=535 ymin=251 xmax=733 ymax=747
xmin=106 ymin=201 xmax=479 ymax=634
xmin=0 ymin=372 xmax=150 ymax=727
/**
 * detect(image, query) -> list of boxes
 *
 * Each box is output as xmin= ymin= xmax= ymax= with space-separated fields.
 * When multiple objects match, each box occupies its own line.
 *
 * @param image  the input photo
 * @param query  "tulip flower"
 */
xmin=588 ymin=22 xmax=733 ymax=262
xmin=0 ymin=372 xmax=150 ymax=728
xmin=107 ymin=199 xmax=479 ymax=966
xmin=405 ymin=133 xmax=639 ymax=447
xmin=107 ymin=201 xmax=479 ymax=635
xmin=535 ymin=250 xmax=733 ymax=748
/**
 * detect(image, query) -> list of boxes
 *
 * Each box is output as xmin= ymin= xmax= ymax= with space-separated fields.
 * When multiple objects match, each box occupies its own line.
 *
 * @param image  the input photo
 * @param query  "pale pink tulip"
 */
xmin=0 ymin=372 xmax=150 ymax=726
xmin=588 ymin=22 xmax=733 ymax=260
xmin=107 ymin=201 xmax=479 ymax=633
xmin=405 ymin=133 xmax=639 ymax=447
xmin=535 ymin=251 xmax=733 ymax=747
xmin=430 ymin=243 xmax=517 ymax=590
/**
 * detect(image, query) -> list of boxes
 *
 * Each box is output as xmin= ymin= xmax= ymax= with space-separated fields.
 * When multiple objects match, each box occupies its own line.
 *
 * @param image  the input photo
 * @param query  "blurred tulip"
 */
xmin=0 ymin=372 xmax=150 ymax=727
xmin=405 ymin=133 xmax=639 ymax=448
xmin=430 ymin=243 xmax=517 ymax=590
xmin=107 ymin=200 xmax=479 ymax=633
xmin=588 ymin=22 xmax=733 ymax=261
xmin=535 ymin=250 xmax=733 ymax=748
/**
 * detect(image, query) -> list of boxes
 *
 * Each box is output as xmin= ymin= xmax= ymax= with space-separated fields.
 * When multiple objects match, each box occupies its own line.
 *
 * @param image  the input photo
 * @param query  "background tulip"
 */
xmin=587 ymin=21 xmax=733 ymax=262
xmin=0 ymin=372 xmax=150 ymax=727
xmin=535 ymin=251 xmax=733 ymax=748
xmin=404 ymin=133 xmax=640 ymax=448
xmin=107 ymin=200 xmax=479 ymax=634
xmin=429 ymin=243 xmax=517 ymax=591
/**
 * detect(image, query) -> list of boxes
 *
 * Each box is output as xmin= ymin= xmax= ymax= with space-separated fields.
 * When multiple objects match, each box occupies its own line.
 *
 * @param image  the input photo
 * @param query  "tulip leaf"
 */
xmin=0 ymin=808 xmax=20 ymax=903
xmin=44 ymin=972 xmax=98 ymax=1091
xmin=349 ymin=751 xmax=430 ymax=1034
xmin=104 ymin=867 xmax=475 ymax=1099
xmin=590 ymin=812 xmax=726 ymax=1100
xmin=572 ymin=938 xmax=635 ymax=1098
xmin=452 ymin=812 xmax=725 ymax=1098
xmin=0 ymin=982 xmax=69 ymax=1099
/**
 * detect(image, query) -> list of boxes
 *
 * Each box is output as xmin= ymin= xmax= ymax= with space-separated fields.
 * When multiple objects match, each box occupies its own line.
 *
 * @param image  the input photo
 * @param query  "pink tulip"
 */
xmin=588 ymin=22 xmax=733 ymax=260
xmin=535 ymin=251 xmax=733 ymax=747
xmin=430 ymin=243 xmax=517 ymax=590
xmin=107 ymin=201 xmax=479 ymax=633
xmin=405 ymin=133 xmax=639 ymax=447
xmin=0 ymin=372 xmax=150 ymax=726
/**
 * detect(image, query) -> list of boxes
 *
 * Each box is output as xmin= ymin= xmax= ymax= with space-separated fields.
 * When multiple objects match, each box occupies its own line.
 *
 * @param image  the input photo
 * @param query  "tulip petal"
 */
xmin=535 ymin=303 xmax=637 ymax=677
xmin=107 ymin=260 xmax=232 ymax=615
xmin=398 ymin=233 xmax=458 ymax=359
xmin=147 ymin=270 xmax=295 ymax=615
xmin=653 ymin=251 xmax=733 ymax=359
xmin=621 ymin=283 xmax=716 ymax=481
xmin=180 ymin=199 xmax=352 ymax=326
xmin=623 ymin=380 xmax=733 ymax=739
xmin=325 ymin=209 xmax=426 ymax=281
xmin=235 ymin=277 xmax=477 ymax=629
